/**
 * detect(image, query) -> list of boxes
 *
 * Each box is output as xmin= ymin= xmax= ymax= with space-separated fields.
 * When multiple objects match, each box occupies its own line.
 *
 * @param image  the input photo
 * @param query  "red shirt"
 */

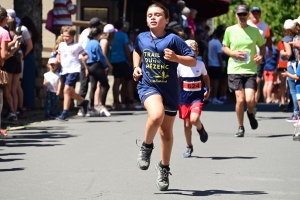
xmin=277 ymin=41 xmax=288 ymax=69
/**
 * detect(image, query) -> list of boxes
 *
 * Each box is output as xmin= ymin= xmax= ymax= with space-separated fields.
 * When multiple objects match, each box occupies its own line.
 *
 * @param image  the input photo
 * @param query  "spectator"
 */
xmin=181 ymin=6 xmax=190 ymax=28
xmin=263 ymin=37 xmax=279 ymax=103
xmin=187 ymin=8 xmax=197 ymax=39
xmin=176 ymin=1 xmax=185 ymax=27
xmin=52 ymin=0 xmax=76 ymax=38
xmin=77 ymin=17 xmax=102 ymax=116
xmin=3 ymin=18 xmax=22 ymax=121
xmin=0 ymin=7 xmax=11 ymax=137
xmin=110 ymin=19 xmax=133 ymax=109
xmin=161 ymin=0 xmax=178 ymax=22
xmin=194 ymin=29 xmax=207 ymax=64
xmin=6 ymin=9 xmax=32 ymax=116
xmin=6 ymin=9 xmax=20 ymax=26
xmin=43 ymin=57 xmax=61 ymax=119
xmin=207 ymin=29 xmax=225 ymax=104
xmin=280 ymin=19 xmax=299 ymax=122
xmin=20 ymin=16 xmax=39 ymax=110
xmin=86 ymin=27 xmax=111 ymax=117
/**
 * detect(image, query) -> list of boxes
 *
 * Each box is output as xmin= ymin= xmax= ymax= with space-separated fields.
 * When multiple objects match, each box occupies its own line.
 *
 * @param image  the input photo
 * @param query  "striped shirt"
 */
xmin=53 ymin=0 xmax=75 ymax=28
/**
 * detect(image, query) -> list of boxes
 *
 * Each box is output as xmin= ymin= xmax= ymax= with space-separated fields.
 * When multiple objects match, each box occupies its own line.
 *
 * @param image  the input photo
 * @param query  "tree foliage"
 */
xmin=215 ymin=0 xmax=300 ymax=40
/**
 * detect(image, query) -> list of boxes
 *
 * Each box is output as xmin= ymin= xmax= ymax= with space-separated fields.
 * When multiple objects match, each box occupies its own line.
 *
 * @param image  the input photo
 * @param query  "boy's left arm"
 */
xmin=56 ymin=78 xmax=62 ymax=96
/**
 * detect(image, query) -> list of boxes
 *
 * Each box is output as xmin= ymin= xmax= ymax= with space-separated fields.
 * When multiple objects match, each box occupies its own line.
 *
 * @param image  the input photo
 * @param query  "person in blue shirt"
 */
xmin=85 ymin=27 xmax=111 ymax=116
xmin=133 ymin=3 xmax=196 ymax=191
xmin=263 ymin=38 xmax=279 ymax=103
xmin=110 ymin=19 xmax=133 ymax=109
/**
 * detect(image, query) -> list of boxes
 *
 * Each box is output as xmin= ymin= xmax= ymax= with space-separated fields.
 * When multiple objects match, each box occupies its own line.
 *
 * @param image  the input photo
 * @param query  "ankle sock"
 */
xmin=159 ymin=161 xmax=170 ymax=171
xmin=142 ymin=142 xmax=153 ymax=149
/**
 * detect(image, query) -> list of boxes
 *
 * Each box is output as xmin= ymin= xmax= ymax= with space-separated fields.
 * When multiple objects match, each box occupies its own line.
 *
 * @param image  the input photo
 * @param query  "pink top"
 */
xmin=187 ymin=17 xmax=196 ymax=35
xmin=0 ymin=26 xmax=11 ymax=43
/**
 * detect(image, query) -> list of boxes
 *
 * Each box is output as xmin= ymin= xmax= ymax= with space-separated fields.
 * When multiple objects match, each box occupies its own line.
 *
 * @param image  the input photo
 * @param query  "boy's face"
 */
xmin=62 ymin=31 xmax=74 ymax=44
xmin=193 ymin=49 xmax=199 ymax=57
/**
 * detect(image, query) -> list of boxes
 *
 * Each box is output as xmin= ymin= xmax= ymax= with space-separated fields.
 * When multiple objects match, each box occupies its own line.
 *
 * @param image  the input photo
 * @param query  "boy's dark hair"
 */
xmin=114 ymin=19 xmax=123 ymax=30
xmin=214 ymin=29 xmax=224 ymax=38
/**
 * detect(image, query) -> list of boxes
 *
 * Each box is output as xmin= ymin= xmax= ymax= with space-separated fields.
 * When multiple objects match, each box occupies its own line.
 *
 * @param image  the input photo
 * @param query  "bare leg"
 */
xmin=245 ymin=88 xmax=256 ymax=113
xmin=158 ymin=114 xmax=176 ymax=166
xmin=184 ymin=120 xmax=193 ymax=147
xmin=255 ymin=77 xmax=261 ymax=104
xmin=143 ymin=95 xmax=165 ymax=144
xmin=235 ymin=89 xmax=246 ymax=126
xmin=11 ymin=74 xmax=21 ymax=113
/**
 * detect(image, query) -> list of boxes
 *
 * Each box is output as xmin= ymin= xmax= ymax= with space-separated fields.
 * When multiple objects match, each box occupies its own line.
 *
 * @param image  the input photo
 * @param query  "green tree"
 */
xmin=215 ymin=0 xmax=300 ymax=40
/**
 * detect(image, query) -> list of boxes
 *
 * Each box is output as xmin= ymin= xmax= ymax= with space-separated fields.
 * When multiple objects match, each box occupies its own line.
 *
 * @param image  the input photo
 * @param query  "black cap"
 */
xmin=236 ymin=5 xmax=249 ymax=14
xmin=89 ymin=17 xmax=102 ymax=28
xmin=251 ymin=6 xmax=261 ymax=12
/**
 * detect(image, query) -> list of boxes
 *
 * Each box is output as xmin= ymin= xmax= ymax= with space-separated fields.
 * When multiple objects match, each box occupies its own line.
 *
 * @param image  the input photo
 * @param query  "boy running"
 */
xmin=177 ymin=40 xmax=210 ymax=157
xmin=56 ymin=26 xmax=89 ymax=121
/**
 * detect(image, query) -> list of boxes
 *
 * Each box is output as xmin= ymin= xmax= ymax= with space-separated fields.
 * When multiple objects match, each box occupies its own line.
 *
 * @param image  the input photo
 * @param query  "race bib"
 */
xmin=183 ymin=81 xmax=202 ymax=91
xmin=233 ymin=51 xmax=250 ymax=63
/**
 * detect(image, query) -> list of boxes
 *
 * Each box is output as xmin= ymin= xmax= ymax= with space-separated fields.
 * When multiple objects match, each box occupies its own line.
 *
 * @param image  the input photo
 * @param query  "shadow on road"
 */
xmin=190 ymin=156 xmax=257 ymax=160
xmin=85 ymin=120 xmax=124 ymax=123
xmin=155 ymin=189 xmax=268 ymax=196
xmin=256 ymin=134 xmax=293 ymax=138
xmin=0 ymin=167 xmax=25 ymax=172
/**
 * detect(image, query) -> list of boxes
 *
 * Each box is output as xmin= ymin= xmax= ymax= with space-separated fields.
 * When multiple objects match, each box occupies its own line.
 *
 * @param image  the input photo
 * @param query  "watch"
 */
xmin=205 ymin=87 xmax=210 ymax=92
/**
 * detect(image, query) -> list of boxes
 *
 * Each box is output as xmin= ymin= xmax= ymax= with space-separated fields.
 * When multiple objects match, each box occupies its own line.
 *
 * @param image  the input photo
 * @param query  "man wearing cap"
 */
xmin=77 ymin=17 xmax=102 ymax=116
xmin=290 ymin=16 xmax=300 ymax=49
xmin=52 ymin=0 xmax=77 ymax=38
xmin=247 ymin=6 xmax=273 ymax=108
xmin=222 ymin=5 xmax=265 ymax=137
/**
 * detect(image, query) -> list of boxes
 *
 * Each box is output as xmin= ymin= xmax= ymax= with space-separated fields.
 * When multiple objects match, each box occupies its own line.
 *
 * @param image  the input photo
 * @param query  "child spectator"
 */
xmin=263 ymin=37 xmax=279 ymax=103
xmin=43 ymin=57 xmax=62 ymax=119
xmin=177 ymin=40 xmax=210 ymax=157
xmin=56 ymin=26 xmax=89 ymax=121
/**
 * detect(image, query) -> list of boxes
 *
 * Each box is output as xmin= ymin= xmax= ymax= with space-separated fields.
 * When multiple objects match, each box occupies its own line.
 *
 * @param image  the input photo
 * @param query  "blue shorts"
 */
xmin=138 ymin=86 xmax=178 ymax=116
xmin=61 ymin=73 xmax=79 ymax=87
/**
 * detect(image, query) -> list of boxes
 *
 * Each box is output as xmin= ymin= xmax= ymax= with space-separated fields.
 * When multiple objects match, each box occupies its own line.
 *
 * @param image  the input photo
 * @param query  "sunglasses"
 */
xmin=237 ymin=13 xmax=248 ymax=17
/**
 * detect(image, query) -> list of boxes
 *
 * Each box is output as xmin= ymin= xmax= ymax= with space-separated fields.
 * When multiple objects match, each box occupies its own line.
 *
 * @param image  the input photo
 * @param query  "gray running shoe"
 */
xmin=137 ymin=145 xmax=153 ymax=170
xmin=155 ymin=162 xmax=172 ymax=191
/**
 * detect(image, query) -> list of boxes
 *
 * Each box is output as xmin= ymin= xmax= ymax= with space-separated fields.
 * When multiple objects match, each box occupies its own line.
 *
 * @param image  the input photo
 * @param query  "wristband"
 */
xmin=204 ymin=87 xmax=210 ymax=92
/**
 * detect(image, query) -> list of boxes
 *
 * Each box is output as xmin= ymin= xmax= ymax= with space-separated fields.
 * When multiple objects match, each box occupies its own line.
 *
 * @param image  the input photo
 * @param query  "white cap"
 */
xmin=284 ymin=19 xmax=295 ymax=30
xmin=6 ymin=9 xmax=16 ymax=18
xmin=181 ymin=7 xmax=190 ymax=15
xmin=103 ymin=24 xmax=115 ymax=33
xmin=293 ymin=16 xmax=300 ymax=24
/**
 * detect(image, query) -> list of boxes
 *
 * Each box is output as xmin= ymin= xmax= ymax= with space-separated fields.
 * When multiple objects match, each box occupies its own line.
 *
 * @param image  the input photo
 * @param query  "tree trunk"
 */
xmin=14 ymin=0 xmax=42 ymax=69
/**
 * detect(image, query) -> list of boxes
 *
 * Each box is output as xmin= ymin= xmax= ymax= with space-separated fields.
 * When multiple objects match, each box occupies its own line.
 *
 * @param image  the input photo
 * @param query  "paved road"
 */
xmin=1 ymin=104 xmax=299 ymax=200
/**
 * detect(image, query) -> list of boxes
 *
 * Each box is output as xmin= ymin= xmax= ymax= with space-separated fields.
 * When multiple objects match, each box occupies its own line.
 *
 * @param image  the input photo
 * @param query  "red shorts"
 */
xmin=179 ymin=102 xmax=204 ymax=120
xmin=264 ymin=70 xmax=277 ymax=82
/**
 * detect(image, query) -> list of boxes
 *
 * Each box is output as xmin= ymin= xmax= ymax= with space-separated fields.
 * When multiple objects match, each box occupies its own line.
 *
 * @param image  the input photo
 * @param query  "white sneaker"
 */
xmin=293 ymin=121 xmax=300 ymax=127
xmin=7 ymin=112 xmax=17 ymax=120
xmin=100 ymin=108 xmax=111 ymax=117
xmin=212 ymin=99 xmax=224 ymax=104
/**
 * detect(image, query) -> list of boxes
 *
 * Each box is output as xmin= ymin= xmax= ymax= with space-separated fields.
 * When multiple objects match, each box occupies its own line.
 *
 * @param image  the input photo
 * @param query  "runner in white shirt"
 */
xmin=177 ymin=40 xmax=211 ymax=157
xmin=247 ymin=6 xmax=273 ymax=111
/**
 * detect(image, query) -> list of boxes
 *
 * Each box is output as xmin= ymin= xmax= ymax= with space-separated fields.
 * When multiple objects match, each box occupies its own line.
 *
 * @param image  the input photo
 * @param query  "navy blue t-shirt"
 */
xmin=134 ymin=31 xmax=194 ymax=103
xmin=264 ymin=46 xmax=279 ymax=71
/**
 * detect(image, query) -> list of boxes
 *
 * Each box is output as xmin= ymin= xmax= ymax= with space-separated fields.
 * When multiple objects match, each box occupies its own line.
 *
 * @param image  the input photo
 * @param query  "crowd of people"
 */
xmin=1 ymin=0 xmax=300 ymax=191
xmin=0 ymin=7 xmax=39 ymax=137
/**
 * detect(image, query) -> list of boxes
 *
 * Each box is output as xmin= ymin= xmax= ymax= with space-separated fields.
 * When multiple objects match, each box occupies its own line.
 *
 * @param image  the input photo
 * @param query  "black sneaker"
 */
xmin=235 ymin=126 xmax=245 ymax=137
xmin=56 ymin=114 xmax=68 ymax=121
xmin=247 ymin=111 xmax=258 ymax=130
xmin=78 ymin=100 xmax=89 ymax=117
xmin=197 ymin=124 xmax=208 ymax=143
xmin=183 ymin=146 xmax=193 ymax=158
